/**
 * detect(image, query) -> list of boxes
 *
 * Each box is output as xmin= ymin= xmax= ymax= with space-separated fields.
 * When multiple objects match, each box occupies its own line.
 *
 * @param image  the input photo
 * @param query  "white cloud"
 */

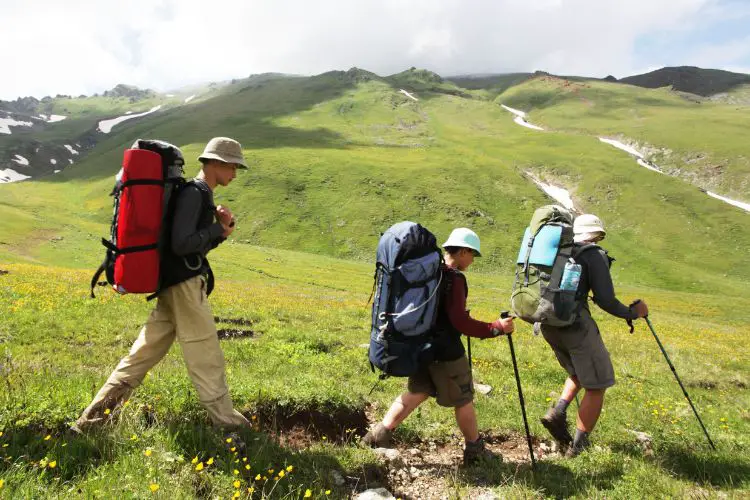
xmin=0 ymin=0 xmax=737 ymax=99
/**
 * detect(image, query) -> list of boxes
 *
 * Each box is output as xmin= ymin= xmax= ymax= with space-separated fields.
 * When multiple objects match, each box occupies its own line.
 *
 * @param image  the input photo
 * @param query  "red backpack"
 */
xmin=90 ymin=139 xmax=186 ymax=298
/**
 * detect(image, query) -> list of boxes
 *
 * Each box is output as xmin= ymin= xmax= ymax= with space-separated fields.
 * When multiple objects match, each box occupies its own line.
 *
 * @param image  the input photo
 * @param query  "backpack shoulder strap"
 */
xmin=181 ymin=179 xmax=216 ymax=212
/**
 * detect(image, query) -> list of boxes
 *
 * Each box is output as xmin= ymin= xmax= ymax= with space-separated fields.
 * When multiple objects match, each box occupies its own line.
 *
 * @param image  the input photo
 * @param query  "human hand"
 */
xmin=216 ymin=205 xmax=235 ymax=227
xmin=630 ymin=299 xmax=648 ymax=318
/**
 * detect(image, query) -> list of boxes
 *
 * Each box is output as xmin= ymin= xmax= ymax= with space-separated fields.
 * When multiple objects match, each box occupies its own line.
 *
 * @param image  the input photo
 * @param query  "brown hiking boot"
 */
xmin=362 ymin=423 xmax=393 ymax=447
xmin=540 ymin=407 xmax=573 ymax=449
xmin=565 ymin=433 xmax=591 ymax=458
xmin=463 ymin=437 xmax=502 ymax=466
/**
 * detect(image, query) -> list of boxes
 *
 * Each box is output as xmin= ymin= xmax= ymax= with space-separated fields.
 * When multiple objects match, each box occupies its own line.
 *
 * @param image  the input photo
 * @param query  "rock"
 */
xmin=408 ymin=448 xmax=422 ymax=458
xmin=409 ymin=466 xmax=420 ymax=478
xmin=475 ymin=492 xmax=501 ymax=500
xmin=356 ymin=488 xmax=395 ymax=500
xmin=628 ymin=430 xmax=652 ymax=445
xmin=373 ymin=447 xmax=403 ymax=466
xmin=331 ymin=470 xmax=346 ymax=486
xmin=539 ymin=442 xmax=550 ymax=452
xmin=359 ymin=344 xmax=370 ymax=349
xmin=474 ymin=383 xmax=493 ymax=395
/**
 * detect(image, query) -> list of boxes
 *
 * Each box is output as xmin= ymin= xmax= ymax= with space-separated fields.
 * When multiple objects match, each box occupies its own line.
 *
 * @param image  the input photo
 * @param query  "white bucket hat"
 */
xmin=442 ymin=228 xmax=482 ymax=256
xmin=574 ymin=214 xmax=606 ymax=242
xmin=198 ymin=137 xmax=248 ymax=169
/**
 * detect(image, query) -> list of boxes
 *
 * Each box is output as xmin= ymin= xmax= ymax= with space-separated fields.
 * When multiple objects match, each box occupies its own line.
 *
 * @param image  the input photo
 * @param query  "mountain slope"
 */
xmin=620 ymin=66 xmax=750 ymax=96
xmin=497 ymin=74 xmax=750 ymax=201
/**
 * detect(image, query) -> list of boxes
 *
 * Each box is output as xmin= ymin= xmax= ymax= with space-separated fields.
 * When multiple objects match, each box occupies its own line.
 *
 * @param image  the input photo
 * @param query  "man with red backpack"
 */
xmin=73 ymin=137 xmax=250 ymax=432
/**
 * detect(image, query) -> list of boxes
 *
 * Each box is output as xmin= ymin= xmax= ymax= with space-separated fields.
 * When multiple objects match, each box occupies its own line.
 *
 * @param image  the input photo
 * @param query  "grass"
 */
xmin=497 ymin=75 xmax=750 ymax=199
xmin=0 ymin=69 xmax=748 ymax=497
xmin=0 ymin=245 xmax=748 ymax=498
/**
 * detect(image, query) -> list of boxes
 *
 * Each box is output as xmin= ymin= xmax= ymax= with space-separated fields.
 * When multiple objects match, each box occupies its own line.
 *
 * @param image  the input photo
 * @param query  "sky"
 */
xmin=2 ymin=0 xmax=749 ymax=100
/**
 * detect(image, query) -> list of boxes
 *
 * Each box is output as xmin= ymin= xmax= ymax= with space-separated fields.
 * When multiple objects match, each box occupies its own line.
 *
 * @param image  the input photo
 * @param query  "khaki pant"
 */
xmin=407 ymin=355 xmax=474 ymax=408
xmin=76 ymin=276 xmax=249 ymax=430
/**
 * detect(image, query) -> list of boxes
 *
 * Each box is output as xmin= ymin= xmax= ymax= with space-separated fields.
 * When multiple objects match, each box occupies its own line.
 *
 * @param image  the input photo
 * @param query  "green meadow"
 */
xmin=0 ymin=70 xmax=748 ymax=498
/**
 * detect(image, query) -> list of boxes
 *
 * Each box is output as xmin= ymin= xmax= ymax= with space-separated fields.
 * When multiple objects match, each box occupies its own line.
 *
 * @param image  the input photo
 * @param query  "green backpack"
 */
xmin=511 ymin=205 xmax=582 ymax=327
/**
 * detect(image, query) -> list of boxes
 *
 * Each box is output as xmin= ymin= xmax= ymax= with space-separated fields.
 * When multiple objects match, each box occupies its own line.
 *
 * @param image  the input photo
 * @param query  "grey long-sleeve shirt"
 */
xmin=576 ymin=246 xmax=637 ymax=320
xmin=170 ymin=180 xmax=224 ymax=257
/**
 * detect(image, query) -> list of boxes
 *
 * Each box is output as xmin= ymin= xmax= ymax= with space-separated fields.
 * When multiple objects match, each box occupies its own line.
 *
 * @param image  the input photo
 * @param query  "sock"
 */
xmin=554 ymin=398 xmax=571 ymax=415
xmin=573 ymin=429 xmax=589 ymax=447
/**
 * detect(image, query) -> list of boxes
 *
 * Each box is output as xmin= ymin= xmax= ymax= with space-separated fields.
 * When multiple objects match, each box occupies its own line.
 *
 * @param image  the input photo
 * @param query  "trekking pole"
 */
xmin=645 ymin=316 xmax=716 ymax=451
xmin=502 ymin=312 xmax=536 ymax=469
xmin=467 ymin=337 xmax=472 ymax=369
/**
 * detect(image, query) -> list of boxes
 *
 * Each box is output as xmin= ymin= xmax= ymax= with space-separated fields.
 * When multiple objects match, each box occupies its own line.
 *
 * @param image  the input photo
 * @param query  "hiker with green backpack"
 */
xmin=364 ymin=227 xmax=515 ymax=465
xmin=511 ymin=208 xmax=648 ymax=457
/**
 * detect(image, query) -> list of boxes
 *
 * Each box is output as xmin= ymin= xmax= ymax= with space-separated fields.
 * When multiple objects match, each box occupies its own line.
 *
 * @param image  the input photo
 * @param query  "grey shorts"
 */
xmin=407 ymin=355 xmax=474 ymax=408
xmin=541 ymin=310 xmax=615 ymax=390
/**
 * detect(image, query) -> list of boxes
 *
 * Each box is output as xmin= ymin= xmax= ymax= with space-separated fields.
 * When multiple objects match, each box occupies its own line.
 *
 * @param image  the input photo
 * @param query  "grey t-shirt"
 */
xmin=170 ymin=179 xmax=224 ymax=257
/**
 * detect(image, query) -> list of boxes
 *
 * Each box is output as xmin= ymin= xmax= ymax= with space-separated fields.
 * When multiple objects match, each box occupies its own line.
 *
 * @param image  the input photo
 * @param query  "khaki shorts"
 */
xmin=541 ymin=310 xmax=615 ymax=390
xmin=407 ymin=356 xmax=474 ymax=407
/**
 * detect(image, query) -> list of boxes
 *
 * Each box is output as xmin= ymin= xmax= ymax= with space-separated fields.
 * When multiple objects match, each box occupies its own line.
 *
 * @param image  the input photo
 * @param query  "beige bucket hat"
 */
xmin=198 ymin=137 xmax=248 ymax=169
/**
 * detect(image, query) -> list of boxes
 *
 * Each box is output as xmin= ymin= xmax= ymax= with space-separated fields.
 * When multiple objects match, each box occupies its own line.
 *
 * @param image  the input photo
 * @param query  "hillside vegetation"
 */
xmin=0 ymin=67 xmax=748 ymax=498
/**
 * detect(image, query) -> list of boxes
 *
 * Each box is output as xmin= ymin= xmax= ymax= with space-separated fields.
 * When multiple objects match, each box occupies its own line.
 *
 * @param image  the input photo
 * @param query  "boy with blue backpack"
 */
xmin=364 ymin=226 xmax=515 ymax=465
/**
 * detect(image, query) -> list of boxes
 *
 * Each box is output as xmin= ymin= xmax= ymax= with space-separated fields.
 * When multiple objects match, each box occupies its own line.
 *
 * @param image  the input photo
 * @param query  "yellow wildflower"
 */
xmin=278 ymin=470 xmax=285 ymax=479
xmin=206 ymin=457 xmax=214 ymax=465
xmin=144 ymin=449 xmax=153 ymax=457
xmin=233 ymin=480 xmax=241 ymax=488
xmin=243 ymin=457 xmax=248 ymax=462
xmin=226 ymin=437 xmax=233 ymax=443
xmin=130 ymin=434 xmax=138 ymax=441
xmin=0 ymin=479 xmax=4 ymax=488
xmin=231 ymin=447 xmax=236 ymax=452
xmin=149 ymin=483 xmax=159 ymax=492
xmin=255 ymin=474 xmax=261 ymax=481
xmin=195 ymin=462 xmax=204 ymax=471
xmin=104 ymin=409 xmax=111 ymax=415
xmin=326 ymin=490 xmax=331 ymax=495
xmin=232 ymin=492 xmax=240 ymax=499
xmin=322 ymin=436 xmax=327 ymax=440
xmin=247 ymin=487 xmax=255 ymax=494
xmin=245 ymin=464 xmax=251 ymax=470
xmin=234 ymin=469 xmax=240 ymax=475
xmin=191 ymin=456 xmax=199 ymax=464
xmin=286 ymin=465 xmax=293 ymax=472
xmin=0 ymin=431 xmax=3 ymax=437
xmin=48 ymin=461 xmax=57 ymax=469
xmin=304 ymin=489 xmax=312 ymax=498
xmin=44 ymin=435 xmax=52 ymax=441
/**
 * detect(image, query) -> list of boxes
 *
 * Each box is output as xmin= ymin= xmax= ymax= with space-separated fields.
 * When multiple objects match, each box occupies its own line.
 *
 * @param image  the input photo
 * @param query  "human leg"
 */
xmin=75 ymin=300 xmax=176 ymax=430
xmin=172 ymin=276 xmax=249 ymax=428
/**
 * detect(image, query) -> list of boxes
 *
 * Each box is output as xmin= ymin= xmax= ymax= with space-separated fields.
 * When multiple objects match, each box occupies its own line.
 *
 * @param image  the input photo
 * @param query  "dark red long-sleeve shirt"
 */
xmin=432 ymin=265 xmax=501 ymax=361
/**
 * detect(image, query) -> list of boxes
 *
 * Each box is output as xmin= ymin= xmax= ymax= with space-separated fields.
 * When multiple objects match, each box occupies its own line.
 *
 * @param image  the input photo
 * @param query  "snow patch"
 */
xmin=68 ymin=159 xmax=74 ymax=164
xmin=12 ymin=154 xmax=29 ymax=166
xmin=54 ymin=170 xmax=61 ymax=174
xmin=501 ymin=104 xmax=544 ymax=131
xmin=399 ymin=89 xmax=418 ymax=101
xmin=36 ymin=114 xmax=67 ymax=123
xmin=184 ymin=94 xmax=196 ymax=103
xmin=527 ymin=172 xmax=576 ymax=211
xmin=64 ymin=144 xmax=79 ymax=155
xmin=97 ymin=105 xmax=162 ymax=133
xmin=0 ymin=116 xmax=33 ymax=134
xmin=0 ymin=168 xmax=31 ymax=183
xmin=598 ymin=137 xmax=644 ymax=159
xmin=501 ymin=104 xmax=526 ymax=118
xmin=637 ymin=158 xmax=665 ymax=175
xmin=706 ymin=191 xmax=750 ymax=213
xmin=50 ymin=158 xmax=57 ymax=165
xmin=514 ymin=116 xmax=544 ymax=131
xmin=124 ymin=111 xmax=133 ymax=115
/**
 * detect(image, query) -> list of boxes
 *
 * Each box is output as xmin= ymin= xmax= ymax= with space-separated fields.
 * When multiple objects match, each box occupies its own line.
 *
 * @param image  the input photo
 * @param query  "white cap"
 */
xmin=574 ymin=214 xmax=605 ymax=235
xmin=442 ymin=228 xmax=481 ymax=256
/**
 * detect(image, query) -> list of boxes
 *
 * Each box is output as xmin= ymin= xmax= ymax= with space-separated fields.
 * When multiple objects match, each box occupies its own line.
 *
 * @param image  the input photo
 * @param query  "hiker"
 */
xmin=363 ymin=228 xmax=515 ymax=465
xmin=539 ymin=213 xmax=648 ymax=457
xmin=73 ymin=137 xmax=250 ymax=432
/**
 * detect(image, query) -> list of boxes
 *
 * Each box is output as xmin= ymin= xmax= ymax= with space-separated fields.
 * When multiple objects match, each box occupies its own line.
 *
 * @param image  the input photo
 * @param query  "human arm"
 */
xmin=586 ymin=250 xmax=640 ymax=320
xmin=171 ymin=186 xmax=225 ymax=256
xmin=445 ymin=273 xmax=512 ymax=338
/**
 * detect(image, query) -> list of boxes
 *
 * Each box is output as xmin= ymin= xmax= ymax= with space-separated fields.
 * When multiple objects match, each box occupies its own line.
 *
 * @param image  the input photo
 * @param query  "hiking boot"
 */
xmin=463 ymin=437 xmax=502 ymax=466
xmin=540 ymin=407 xmax=573 ymax=449
xmin=361 ymin=423 xmax=393 ymax=448
xmin=565 ymin=433 xmax=591 ymax=458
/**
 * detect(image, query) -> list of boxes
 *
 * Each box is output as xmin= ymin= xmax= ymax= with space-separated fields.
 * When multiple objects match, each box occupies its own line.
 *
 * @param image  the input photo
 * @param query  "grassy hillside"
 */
xmin=620 ymin=66 xmax=750 ymax=96
xmin=1 ymin=68 xmax=749 ymax=497
xmin=497 ymin=74 xmax=750 ymax=200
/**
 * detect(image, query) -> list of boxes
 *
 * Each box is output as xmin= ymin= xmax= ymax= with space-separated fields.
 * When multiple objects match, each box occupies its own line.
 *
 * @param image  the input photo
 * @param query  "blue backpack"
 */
xmin=369 ymin=222 xmax=444 ymax=377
